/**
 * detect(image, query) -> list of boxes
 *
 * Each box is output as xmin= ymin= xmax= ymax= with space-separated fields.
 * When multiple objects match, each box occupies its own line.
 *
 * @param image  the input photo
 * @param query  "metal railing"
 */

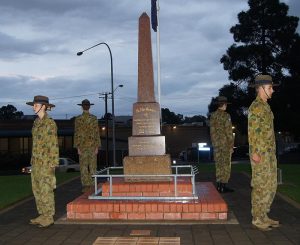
xmin=89 ymin=165 xmax=199 ymax=200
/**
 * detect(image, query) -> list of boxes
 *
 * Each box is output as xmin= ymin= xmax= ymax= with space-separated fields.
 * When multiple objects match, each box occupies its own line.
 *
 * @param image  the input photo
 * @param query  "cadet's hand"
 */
xmin=77 ymin=148 xmax=81 ymax=155
xmin=94 ymin=148 xmax=99 ymax=155
xmin=251 ymin=153 xmax=261 ymax=164
xmin=49 ymin=167 xmax=55 ymax=175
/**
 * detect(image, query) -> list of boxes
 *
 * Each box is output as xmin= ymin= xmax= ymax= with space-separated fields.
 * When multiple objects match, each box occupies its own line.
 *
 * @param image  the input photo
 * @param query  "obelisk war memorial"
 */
xmin=66 ymin=13 xmax=228 ymax=222
xmin=123 ymin=13 xmax=171 ymax=180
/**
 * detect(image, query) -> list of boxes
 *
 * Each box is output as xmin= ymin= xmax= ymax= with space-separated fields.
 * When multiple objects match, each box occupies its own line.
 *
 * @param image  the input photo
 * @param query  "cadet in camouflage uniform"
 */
xmin=74 ymin=99 xmax=101 ymax=192
xmin=210 ymin=96 xmax=234 ymax=193
xmin=248 ymin=74 xmax=280 ymax=231
xmin=26 ymin=95 xmax=59 ymax=228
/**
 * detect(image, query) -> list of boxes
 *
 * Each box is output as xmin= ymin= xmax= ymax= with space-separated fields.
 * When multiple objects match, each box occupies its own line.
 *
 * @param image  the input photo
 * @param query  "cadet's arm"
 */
xmin=47 ymin=122 xmax=59 ymax=169
xmin=248 ymin=109 xmax=263 ymax=164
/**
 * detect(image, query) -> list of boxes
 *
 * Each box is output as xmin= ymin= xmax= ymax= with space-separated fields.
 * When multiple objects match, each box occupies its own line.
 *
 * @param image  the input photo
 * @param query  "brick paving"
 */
xmin=0 ymin=171 xmax=299 ymax=244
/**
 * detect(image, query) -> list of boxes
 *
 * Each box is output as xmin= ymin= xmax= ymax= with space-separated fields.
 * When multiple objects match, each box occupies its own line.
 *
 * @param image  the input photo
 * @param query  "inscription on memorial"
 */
xmin=133 ymin=118 xmax=157 ymax=135
xmin=128 ymin=136 xmax=165 ymax=156
xmin=132 ymin=102 xmax=160 ymax=136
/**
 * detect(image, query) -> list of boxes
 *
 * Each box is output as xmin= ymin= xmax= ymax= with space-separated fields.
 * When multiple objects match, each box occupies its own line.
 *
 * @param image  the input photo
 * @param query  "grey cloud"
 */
xmin=0 ymin=32 xmax=71 ymax=59
xmin=0 ymin=73 xmax=136 ymax=118
xmin=0 ymin=0 xmax=299 ymax=119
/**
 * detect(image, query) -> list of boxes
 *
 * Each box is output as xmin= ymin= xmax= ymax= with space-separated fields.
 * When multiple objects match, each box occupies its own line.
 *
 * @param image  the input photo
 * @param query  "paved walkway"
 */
xmin=0 ymin=172 xmax=299 ymax=245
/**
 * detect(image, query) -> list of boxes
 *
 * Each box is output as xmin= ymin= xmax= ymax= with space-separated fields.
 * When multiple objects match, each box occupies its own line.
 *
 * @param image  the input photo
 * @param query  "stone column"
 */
xmin=123 ymin=13 xmax=171 ymax=180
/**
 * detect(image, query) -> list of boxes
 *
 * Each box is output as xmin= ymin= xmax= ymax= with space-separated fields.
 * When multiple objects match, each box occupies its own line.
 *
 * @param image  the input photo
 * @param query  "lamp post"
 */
xmin=99 ymin=85 xmax=123 ymax=167
xmin=99 ymin=92 xmax=110 ymax=167
xmin=77 ymin=42 xmax=117 ymax=166
xmin=113 ymin=84 xmax=124 ymax=93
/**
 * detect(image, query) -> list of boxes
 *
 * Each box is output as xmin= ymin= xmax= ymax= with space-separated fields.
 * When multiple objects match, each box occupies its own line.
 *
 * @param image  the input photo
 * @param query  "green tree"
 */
xmin=0 ymin=104 xmax=24 ymax=120
xmin=161 ymin=108 xmax=183 ymax=124
xmin=183 ymin=115 xmax=207 ymax=125
xmin=220 ymin=0 xmax=300 ymax=138
xmin=272 ymin=35 xmax=300 ymax=137
xmin=221 ymin=0 xmax=299 ymax=83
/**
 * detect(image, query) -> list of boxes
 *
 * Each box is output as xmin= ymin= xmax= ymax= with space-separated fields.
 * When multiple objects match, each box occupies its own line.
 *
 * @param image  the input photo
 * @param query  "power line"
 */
xmin=0 ymin=92 xmax=214 ymax=104
xmin=51 ymin=93 xmax=102 ymax=101
xmin=0 ymin=93 xmax=102 ymax=104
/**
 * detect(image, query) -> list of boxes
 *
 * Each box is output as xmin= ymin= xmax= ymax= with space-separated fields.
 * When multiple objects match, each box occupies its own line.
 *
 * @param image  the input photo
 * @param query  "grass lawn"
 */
xmin=197 ymin=162 xmax=300 ymax=204
xmin=277 ymin=164 xmax=300 ymax=204
xmin=1 ymin=163 xmax=299 ymax=210
xmin=197 ymin=162 xmax=252 ymax=173
xmin=0 ymin=172 xmax=79 ymax=210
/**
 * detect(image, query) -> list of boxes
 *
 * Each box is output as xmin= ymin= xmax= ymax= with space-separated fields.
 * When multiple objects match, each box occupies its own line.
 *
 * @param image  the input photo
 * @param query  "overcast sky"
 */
xmin=0 ymin=0 xmax=299 ymax=119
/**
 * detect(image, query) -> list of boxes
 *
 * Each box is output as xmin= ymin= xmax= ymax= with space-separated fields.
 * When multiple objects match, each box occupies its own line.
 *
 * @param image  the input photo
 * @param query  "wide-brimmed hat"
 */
xmin=249 ymin=74 xmax=279 ymax=87
xmin=215 ymin=96 xmax=231 ymax=104
xmin=26 ymin=95 xmax=55 ymax=109
xmin=77 ymin=99 xmax=94 ymax=106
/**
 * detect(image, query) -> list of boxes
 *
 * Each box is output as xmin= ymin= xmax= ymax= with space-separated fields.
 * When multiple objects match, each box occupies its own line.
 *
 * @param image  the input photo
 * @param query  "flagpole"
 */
xmin=156 ymin=0 xmax=162 ymax=129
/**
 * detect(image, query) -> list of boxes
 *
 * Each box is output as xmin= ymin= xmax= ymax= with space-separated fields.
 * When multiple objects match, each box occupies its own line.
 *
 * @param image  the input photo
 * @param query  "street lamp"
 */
xmin=77 ymin=42 xmax=117 ymax=166
xmin=113 ymin=84 xmax=123 ymax=93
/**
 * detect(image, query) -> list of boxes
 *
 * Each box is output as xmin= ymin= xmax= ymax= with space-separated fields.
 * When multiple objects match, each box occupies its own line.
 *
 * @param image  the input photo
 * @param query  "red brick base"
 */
xmin=67 ymin=182 xmax=228 ymax=221
xmin=101 ymin=177 xmax=193 ymax=197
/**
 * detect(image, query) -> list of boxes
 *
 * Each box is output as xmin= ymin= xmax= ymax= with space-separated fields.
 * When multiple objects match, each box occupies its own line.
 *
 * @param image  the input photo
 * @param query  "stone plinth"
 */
xmin=123 ymin=155 xmax=171 ymax=181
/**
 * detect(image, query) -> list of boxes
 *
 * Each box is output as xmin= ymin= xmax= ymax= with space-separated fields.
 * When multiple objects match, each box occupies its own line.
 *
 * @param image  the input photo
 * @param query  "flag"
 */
xmin=151 ymin=0 xmax=158 ymax=32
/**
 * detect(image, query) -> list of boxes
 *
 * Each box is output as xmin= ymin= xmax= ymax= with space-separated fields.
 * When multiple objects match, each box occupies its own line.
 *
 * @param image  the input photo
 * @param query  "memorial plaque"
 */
xmin=128 ymin=136 xmax=165 ymax=156
xmin=132 ymin=102 xmax=160 ymax=136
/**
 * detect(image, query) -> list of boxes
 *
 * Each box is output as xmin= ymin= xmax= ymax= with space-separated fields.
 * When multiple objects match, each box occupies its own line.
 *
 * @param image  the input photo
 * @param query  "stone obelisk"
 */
xmin=123 ymin=13 xmax=171 ymax=180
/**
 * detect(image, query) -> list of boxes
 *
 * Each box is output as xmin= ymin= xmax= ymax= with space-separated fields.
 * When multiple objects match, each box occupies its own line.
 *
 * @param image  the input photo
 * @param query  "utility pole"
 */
xmin=100 ymin=92 xmax=110 ymax=167
xmin=104 ymin=93 xmax=109 ymax=167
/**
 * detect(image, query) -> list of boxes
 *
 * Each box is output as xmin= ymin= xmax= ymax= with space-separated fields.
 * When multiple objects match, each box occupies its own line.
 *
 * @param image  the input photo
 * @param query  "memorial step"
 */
xmin=101 ymin=177 xmax=193 ymax=197
xmin=67 ymin=182 xmax=228 ymax=221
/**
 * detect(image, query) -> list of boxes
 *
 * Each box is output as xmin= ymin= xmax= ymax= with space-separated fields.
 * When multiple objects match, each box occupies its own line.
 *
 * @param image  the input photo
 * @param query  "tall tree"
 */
xmin=161 ymin=108 xmax=183 ymax=124
xmin=184 ymin=115 xmax=207 ymax=124
xmin=272 ymin=34 xmax=300 ymax=137
xmin=221 ymin=0 xmax=299 ymax=83
xmin=0 ymin=104 xmax=24 ymax=120
xmin=220 ymin=0 xmax=300 ymax=138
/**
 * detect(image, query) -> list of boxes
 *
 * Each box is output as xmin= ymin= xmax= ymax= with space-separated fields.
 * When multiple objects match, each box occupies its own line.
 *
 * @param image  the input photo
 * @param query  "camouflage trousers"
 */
xmin=213 ymin=147 xmax=232 ymax=183
xmin=79 ymin=148 xmax=97 ymax=187
xmin=31 ymin=165 xmax=56 ymax=217
xmin=251 ymin=153 xmax=277 ymax=221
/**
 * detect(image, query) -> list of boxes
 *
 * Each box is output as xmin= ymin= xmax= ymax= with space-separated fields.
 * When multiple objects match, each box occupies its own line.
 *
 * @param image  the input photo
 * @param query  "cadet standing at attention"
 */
xmin=210 ymin=96 xmax=234 ymax=193
xmin=26 ymin=95 xmax=59 ymax=228
xmin=74 ymin=99 xmax=101 ymax=192
xmin=248 ymin=74 xmax=280 ymax=231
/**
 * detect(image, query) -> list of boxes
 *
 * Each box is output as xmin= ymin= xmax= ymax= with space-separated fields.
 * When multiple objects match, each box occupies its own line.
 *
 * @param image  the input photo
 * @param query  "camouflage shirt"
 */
xmin=74 ymin=111 xmax=101 ymax=149
xmin=248 ymin=96 xmax=276 ymax=156
xmin=210 ymin=109 xmax=234 ymax=149
xmin=31 ymin=113 xmax=59 ymax=167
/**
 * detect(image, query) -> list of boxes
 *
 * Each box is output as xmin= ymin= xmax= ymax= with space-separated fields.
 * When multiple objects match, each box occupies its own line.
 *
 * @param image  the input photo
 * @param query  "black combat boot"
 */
xmin=218 ymin=183 xmax=224 ymax=193
xmin=221 ymin=183 xmax=234 ymax=193
xmin=216 ymin=182 xmax=221 ymax=192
